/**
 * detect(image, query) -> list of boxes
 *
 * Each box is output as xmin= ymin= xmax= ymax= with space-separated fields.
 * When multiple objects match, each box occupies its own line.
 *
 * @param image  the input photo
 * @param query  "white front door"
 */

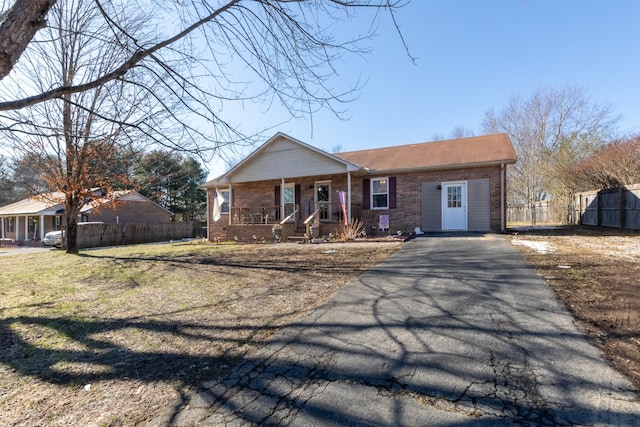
xmin=442 ymin=182 xmax=467 ymax=230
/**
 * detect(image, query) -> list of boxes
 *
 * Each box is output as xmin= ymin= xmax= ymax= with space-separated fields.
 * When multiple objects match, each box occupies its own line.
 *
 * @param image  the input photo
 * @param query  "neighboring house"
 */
xmin=202 ymin=132 xmax=517 ymax=242
xmin=0 ymin=189 xmax=172 ymax=243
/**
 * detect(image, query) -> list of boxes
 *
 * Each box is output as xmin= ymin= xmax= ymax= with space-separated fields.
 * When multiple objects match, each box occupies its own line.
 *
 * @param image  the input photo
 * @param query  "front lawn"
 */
xmin=0 ymin=241 xmax=401 ymax=426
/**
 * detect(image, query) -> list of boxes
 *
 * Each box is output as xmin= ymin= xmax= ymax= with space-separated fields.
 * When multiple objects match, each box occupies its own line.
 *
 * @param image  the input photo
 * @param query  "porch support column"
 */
xmin=24 ymin=216 xmax=28 ymax=240
xmin=281 ymin=178 xmax=285 ymax=221
xmin=40 ymin=215 xmax=45 ymax=240
xmin=1 ymin=216 xmax=4 ymax=239
xmin=205 ymin=188 xmax=210 ymax=239
xmin=228 ymin=183 xmax=233 ymax=225
xmin=347 ymin=172 xmax=352 ymax=223
xmin=500 ymin=163 xmax=505 ymax=232
xmin=15 ymin=216 xmax=19 ymax=241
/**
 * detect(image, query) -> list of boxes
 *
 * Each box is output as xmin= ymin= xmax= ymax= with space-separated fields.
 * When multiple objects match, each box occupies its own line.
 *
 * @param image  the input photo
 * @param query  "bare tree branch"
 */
xmin=0 ymin=0 xmax=56 ymax=80
xmin=0 ymin=0 xmax=241 ymax=110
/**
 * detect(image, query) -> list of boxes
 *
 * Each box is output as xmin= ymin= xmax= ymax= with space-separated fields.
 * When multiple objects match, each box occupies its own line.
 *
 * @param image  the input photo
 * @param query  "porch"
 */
xmin=0 ymin=214 xmax=62 ymax=243
xmin=230 ymin=202 xmax=362 ymax=226
xmin=221 ymin=202 xmax=363 ymax=242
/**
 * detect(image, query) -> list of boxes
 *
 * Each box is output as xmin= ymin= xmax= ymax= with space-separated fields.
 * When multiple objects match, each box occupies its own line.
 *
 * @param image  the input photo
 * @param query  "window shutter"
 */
xmin=363 ymin=179 xmax=370 ymax=210
xmin=389 ymin=177 xmax=397 ymax=209
xmin=274 ymin=185 xmax=281 ymax=206
xmin=295 ymin=184 xmax=301 ymax=207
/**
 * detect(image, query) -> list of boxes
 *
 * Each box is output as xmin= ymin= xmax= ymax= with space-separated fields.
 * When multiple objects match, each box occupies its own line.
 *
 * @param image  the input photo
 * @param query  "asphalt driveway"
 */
xmin=153 ymin=234 xmax=640 ymax=426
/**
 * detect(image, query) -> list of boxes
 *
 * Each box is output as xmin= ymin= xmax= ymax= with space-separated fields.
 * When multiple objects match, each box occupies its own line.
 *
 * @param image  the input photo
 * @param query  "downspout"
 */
xmin=347 ymin=172 xmax=352 ymax=223
xmin=501 ymin=163 xmax=505 ymax=232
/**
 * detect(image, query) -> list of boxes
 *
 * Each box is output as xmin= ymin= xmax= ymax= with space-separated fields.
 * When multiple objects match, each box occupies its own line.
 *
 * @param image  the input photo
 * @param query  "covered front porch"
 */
xmin=0 ymin=214 xmax=63 ymax=244
xmin=220 ymin=200 xmax=363 ymax=242
xmin=203 ymin=133 xmax=370 ymax=242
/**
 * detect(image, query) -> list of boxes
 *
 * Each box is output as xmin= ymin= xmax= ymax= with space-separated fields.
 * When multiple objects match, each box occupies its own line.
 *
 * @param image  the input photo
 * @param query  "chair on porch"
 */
xmin=240 ymin=208 xmax=253 ymax=224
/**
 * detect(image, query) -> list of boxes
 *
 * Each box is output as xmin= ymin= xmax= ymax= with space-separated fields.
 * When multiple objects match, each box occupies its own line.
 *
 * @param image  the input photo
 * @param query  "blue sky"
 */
xmin=206 ymin=0 xmax=640 ymax=177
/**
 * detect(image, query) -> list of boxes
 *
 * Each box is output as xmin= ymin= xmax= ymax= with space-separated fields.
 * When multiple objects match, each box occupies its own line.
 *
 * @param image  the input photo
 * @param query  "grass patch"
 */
xmin=0 ymin=241 xmax=401 ymax=426
xmin=508 ymin=226 xmax=640 ymax=390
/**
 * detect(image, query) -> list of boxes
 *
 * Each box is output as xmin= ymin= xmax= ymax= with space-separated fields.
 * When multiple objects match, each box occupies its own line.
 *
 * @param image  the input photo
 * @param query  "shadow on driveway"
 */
xmin=152 ymin=234 xmax=639 ymax=426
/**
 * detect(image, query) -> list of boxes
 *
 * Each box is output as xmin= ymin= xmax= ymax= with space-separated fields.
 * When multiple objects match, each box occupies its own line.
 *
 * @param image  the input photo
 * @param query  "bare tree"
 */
xmin=571 ymin=135 xmax=640 ymax=190
xmin=0 ymin=0 xmax=409 ymax=253
xmin=1 ymin=0 xmax=162 ymax=252
xmin=482 ymin=84 xmax=620 ymax=206
xmin=0 ymin=1 xmax=409 ymax=110
xmin=449 ymin=126 xmax=475 ymax=139
xmin=430 ymin=126 xmax=475 ymax=142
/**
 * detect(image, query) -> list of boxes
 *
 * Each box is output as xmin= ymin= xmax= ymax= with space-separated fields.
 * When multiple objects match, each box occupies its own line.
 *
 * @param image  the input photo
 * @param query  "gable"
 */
xmin=227 ymin=134 xmax=359 ymax=183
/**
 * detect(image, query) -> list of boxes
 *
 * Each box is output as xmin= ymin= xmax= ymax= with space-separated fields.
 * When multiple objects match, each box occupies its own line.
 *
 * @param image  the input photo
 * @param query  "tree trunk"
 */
xmin=0 ymin=0 xmax=56 ymax=80
xmin=65 ymin=196 xmax=79 ymax=254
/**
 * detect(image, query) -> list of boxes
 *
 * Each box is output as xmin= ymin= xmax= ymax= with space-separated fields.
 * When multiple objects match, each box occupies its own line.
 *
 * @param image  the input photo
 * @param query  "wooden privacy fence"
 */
xmin=73 ymin=221 xmax=200 ymax=249
xmin=573 ymin=184 xmax=640 ymax=231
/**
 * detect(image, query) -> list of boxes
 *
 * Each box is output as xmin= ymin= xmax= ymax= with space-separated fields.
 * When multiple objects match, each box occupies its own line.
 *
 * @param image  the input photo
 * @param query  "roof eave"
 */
xmin=364 ymin=159 xmax=517 ymax=175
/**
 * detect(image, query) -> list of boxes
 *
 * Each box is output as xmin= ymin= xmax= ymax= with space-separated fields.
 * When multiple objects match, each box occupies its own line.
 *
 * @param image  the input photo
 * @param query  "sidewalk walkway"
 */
xmin=151 ymin=234 xmax=640 ymax=426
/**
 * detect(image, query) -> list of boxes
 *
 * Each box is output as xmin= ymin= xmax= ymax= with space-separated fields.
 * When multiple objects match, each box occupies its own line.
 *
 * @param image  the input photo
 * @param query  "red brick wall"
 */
xmin=363 ymin=165 xmax=505 ymax=234
xmin=206 ymin=165 xmax=507 ymax=241
xmin=86 ymin=201 xmax=172 ymax=224
xmin=207 ymin=175 xmax=352 ymax=241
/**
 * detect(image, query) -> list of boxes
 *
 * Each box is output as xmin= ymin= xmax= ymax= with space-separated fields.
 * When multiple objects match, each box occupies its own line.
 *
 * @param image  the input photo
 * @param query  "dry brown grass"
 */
xmin=0 ymin=241 xmax=401 ymax=426
xmin=509 ymin=226 xmax=640 ymax=389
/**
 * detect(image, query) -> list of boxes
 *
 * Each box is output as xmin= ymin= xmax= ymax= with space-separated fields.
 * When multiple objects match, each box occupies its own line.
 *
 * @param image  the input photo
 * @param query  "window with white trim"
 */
xmin=283 ymin=183 xmax=295 ymax=204
xmin=371 ymin=177 xmax=389 ymax=209
xmin=220 ymin=190 xmax=230 ymax=214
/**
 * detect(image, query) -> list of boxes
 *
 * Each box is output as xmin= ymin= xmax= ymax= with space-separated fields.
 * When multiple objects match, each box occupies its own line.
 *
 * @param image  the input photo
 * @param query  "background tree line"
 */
xmin=428 ymin=84 xmax=638 ymax=209
xmin=481 ymin=84 xmax=637 ymax=208
xmin=0 ymin=149 xmax=208 ymax=221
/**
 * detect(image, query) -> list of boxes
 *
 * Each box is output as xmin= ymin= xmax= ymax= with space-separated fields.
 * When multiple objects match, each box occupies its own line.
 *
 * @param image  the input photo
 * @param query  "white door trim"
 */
xmin=442 ymin=181 xmax=468 ymax=230
xmin=314 ymin=180 xmax=332 ymax=222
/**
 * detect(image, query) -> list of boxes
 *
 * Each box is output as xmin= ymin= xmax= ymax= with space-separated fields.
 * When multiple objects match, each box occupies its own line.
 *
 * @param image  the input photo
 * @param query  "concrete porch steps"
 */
xmin=286 ymin=234 xmax=308 ymax=243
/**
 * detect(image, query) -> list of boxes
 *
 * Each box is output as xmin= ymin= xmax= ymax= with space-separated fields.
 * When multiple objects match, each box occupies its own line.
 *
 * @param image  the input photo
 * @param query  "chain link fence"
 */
xmin=507 ymin=203 xmax=574 ymax=227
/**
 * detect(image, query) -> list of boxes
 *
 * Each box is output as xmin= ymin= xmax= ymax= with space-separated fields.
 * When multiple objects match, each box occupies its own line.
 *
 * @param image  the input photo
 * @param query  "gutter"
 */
xmin=501 ymin=163 xmax=505 ymax=232
xmin=358 ymin=159 xmax=517 ymax=176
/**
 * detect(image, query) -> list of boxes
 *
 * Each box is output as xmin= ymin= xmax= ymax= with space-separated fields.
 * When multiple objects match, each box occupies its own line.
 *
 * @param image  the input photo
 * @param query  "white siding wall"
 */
xmin=467 ymin=178 xmax=491 ymax=231
xmin=232 ymin=138 xmax=348 ymax=182
xmin=422 ymin=178 xmax=490 ymax=232
xmin=421 ymin=182 xmax=441 ymax=231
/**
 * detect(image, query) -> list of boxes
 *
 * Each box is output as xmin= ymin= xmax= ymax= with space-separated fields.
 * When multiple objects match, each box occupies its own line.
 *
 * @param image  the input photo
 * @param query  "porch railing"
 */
xmin=231 ymin=205 xmax=299 ymax=225
xmin=312 ymin=202 xmax=361 ymax=224
xmin=230 ymin=203 xmax=362 ymax=226
xmin=304 ymin=208 xmax=320 ymax=238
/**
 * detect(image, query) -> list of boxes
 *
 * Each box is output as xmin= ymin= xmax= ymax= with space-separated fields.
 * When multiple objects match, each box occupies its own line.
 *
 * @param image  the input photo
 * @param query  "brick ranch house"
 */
xmin=0 ymin=189 xmax=172 ymax=243
xmin=202 ymin=132 xmax=517 ymax=242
